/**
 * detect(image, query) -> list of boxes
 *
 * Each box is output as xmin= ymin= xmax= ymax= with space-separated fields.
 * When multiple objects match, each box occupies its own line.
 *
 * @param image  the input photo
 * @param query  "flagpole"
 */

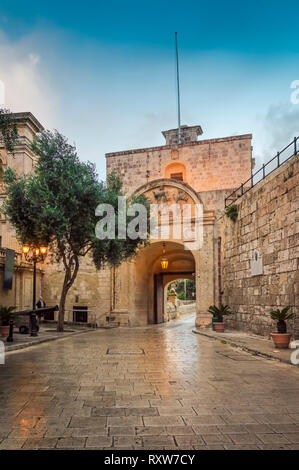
xmin=175 ymin=32 xmax=181 ymax=144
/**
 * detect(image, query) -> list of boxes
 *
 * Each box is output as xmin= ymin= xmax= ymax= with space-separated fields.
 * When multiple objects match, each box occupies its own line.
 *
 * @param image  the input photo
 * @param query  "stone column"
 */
xmin=195 ymin=224 xmax=215 ymax=328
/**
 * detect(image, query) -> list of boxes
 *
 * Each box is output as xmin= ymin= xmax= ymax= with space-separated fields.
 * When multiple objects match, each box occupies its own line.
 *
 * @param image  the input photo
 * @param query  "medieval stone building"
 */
xmin=1 ymin=114 xmax=298 ymax=337
xmin=43 ymin=124 xmax=253 ymax=328
xmin=0 ymin=113 xmax=44 ymax=310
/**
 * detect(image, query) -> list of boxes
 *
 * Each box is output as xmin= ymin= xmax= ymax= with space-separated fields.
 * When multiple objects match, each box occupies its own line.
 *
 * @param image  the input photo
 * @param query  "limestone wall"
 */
xmin=42 ymin=255 xmax=111 ymax=325
xmin=106 ymin=134 xmax=252 ymax=195
xmin=221 ymin=155 xmax=298 ymax=337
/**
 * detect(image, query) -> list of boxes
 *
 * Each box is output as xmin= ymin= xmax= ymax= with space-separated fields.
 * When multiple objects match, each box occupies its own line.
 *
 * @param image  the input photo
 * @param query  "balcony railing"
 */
xmin=225 ymin=136 xmax=299 ymax=207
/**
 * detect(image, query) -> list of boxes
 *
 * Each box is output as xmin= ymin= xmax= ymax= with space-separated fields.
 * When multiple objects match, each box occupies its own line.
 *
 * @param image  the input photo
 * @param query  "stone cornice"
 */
xmin=11 ymin=112 xmax=44 ymax=133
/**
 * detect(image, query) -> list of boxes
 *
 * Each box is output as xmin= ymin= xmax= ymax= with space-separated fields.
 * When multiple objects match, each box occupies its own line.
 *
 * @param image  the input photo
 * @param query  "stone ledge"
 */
xmin=4 ymin=328 xmax=95 ymax=353
xmin=192 ymin=328 xmax=298 ymax=366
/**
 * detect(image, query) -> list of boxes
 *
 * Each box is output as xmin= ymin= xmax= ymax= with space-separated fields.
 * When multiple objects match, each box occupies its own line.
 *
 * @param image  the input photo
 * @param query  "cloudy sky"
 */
xmin=0 ymin=0 xmax=298 ymax=179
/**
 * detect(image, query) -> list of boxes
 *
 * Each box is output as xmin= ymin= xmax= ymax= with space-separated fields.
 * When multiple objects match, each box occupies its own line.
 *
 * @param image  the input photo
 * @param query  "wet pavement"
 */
xmin=0 ymin=316 xmax=299 ymax=450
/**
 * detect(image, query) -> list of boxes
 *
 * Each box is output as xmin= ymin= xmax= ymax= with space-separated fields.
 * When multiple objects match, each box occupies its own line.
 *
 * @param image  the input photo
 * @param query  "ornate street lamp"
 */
xmin=160 ymin=243 xmax=168 ymax=270
xmin=22 ymin=244 xmax=48 ymax=336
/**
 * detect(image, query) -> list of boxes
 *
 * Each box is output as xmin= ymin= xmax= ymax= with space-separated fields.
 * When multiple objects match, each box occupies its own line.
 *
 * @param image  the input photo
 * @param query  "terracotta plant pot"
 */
xmin=0 ymin=325 xmax=9 ymax=338
xmin=271 ymin=333 xmax=292 ymax=349
xmin=214 ymin=322 xmax=225 ymax=333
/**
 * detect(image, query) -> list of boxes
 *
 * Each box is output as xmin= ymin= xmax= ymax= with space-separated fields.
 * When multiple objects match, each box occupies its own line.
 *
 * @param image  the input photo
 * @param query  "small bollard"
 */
xmin=6 ymin=320 xmax=14 ymax=343
xmin=30 ymin=312 xmax=38 ymax=337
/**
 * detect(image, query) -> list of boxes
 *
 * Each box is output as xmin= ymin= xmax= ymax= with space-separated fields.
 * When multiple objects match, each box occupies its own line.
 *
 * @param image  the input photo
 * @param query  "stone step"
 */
xmin=109 ymin=310 xmax=130 ymax=327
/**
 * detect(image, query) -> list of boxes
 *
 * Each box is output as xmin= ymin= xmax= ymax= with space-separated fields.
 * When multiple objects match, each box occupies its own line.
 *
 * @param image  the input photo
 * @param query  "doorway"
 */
xmin=153 ymin=271 xmax=196 ymax=324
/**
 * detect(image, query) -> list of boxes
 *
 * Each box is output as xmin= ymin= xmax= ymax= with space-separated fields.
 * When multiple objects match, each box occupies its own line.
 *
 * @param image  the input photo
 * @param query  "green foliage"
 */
xmin=176 ymin=280 xmax=184 ymax=295
xmin=225 ymin=204 xmax=238 ymax=222
xmin=0 ymin=305 xmax=16 ymax=326
xmin=3 ymin=129 xmax=150 ymax=330
xmin=186 ymin=279 xmax=195 ymax=300
xmin=270 ymin=306 xmax=295 ymax=333
xmin=270 ymin=306 xmax=294 ymax=322
xmin=208 ymin=304 xmax=233 ymax=322
xmin=174 ymin=279 xmax=196 ymax=301
xmin=91 ymin=173 xmax=150 ymax=269
xmin=0 ymin=109 xmax=19 ymax=152
xmin=177 ymin=292 xmax=185 ymax=301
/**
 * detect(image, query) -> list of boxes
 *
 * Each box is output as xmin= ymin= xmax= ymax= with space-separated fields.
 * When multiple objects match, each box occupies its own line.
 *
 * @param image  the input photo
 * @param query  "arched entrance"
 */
xmin=110 ymin=178 xmax=216 ymax=328
xmin=129 ymin=241 xmax=196 ymax=325
xmin=164 ymin=278 xmax=196 ymax=322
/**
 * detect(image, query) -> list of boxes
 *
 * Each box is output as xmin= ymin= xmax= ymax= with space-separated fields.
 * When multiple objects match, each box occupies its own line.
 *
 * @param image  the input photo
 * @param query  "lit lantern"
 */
xmin=22 ymin=245 xmax=30 ymax=255
xmin=160 ymin=243 xmax=168 ymax=270
xmin=40 ymin=246 xmax=47 ymax=255
xmin=33 ymin=247 xmax=40 ymax=257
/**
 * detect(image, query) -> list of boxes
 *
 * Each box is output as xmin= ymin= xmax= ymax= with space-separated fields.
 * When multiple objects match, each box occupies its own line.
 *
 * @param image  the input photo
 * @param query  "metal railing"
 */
xmin=225 ymin=136 xmax=299 ymax=207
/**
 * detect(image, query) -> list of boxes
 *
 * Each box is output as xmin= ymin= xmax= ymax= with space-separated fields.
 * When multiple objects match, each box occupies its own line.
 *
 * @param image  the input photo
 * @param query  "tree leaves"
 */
xmin=3 ymin=129 xmax=150 ymax=330
xmin=0 ymin=109 xmax=19 ymax=153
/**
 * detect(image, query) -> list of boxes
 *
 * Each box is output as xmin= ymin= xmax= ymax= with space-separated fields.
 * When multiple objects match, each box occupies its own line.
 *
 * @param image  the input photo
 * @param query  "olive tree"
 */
xmin=4 ymin=130 xmax=149 ymax=331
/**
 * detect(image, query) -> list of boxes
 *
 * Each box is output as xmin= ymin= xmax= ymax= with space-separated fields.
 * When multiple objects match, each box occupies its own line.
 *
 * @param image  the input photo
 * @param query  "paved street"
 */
xmin=1 ymin=316 xmax=299 ymax=450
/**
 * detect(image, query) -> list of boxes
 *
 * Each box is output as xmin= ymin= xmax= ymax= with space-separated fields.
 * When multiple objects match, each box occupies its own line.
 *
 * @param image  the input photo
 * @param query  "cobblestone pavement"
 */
xmin=1 ymin=316 xmax=299 ymax=450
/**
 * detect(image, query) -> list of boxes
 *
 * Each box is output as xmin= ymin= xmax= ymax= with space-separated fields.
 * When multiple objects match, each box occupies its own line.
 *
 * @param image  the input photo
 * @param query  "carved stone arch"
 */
xmin=133 ymin=178 xmax=203 ymax=207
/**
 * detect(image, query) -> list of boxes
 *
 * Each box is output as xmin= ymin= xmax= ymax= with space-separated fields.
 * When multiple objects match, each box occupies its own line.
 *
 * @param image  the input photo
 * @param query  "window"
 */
xmin=73 ymin=306 xmax=88 ymax=323
xmin=165 ymin=162 xmax=186 ymax=182
xmin=170 ymin=172 xmax=183 ymax=181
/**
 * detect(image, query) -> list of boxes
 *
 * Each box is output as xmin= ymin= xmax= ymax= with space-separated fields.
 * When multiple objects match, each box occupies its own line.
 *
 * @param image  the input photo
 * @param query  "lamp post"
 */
xmin=22 ymin=244 xmax=47 ymax=337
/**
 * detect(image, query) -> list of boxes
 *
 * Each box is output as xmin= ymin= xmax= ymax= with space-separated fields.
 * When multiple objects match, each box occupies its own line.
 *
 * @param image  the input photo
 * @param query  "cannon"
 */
xmin=13 ymin=306 xmax=59 ymax=336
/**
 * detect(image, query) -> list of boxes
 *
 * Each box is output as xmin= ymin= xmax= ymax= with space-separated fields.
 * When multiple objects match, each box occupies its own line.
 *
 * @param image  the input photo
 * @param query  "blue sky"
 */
xmin=0 ymin=0 xmax=298 ymax=179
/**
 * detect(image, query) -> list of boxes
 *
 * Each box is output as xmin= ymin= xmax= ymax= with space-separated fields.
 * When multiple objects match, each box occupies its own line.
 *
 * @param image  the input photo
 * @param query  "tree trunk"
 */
xmin=57 ymin=255 xmax=79 ymax=332
xmin=57 ymin=278 xmax=69 ymax=332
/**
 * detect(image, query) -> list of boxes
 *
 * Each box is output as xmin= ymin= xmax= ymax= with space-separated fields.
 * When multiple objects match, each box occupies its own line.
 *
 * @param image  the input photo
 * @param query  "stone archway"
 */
xmin=163 ymin=276 xmax=196 ymax=322
xmin=111 ymin=178 xmax=215 ymax=327
xmin=129 ymin=240 xmax=196 ymax=325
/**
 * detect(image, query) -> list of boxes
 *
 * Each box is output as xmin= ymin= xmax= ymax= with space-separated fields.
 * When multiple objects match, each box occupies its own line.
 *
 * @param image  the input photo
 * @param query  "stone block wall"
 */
xmin=106 ymin=134 xmax=252 ymax=195
xmin=221 ymin=155 xmax=298 ymax=337
xmin=42 ymin=255 xmax=111 ymax=325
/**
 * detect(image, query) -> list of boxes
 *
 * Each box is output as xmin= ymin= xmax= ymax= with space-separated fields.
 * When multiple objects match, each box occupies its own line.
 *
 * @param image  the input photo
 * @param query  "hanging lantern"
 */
xmin=160 ymin=243 xmax=168 ymax=270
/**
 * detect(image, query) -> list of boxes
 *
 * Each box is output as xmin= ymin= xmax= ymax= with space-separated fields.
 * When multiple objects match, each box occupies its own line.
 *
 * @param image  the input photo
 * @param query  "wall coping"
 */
xmin=232 ymin=153 xmax=298 ymax=207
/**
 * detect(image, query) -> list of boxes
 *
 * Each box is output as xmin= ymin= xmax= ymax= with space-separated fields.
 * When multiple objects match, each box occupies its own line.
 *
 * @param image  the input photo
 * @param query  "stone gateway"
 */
xmin=42 ymin=124 xmax=253 ymax=329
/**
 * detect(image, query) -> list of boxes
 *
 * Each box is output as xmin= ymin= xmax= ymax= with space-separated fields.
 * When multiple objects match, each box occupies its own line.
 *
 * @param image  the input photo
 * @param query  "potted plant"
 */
xmin=208 ymin=304 xmax=232 ymax=332
xmin=0 ymin=305 xmax=16 ymax=338
xmin=270 ymin=306 xmax=295 ymax=349
xmin=207 ymin=305 xmax=219 ymax=331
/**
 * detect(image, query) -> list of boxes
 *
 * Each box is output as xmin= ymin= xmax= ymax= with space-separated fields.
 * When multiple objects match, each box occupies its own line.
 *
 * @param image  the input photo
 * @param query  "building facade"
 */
xmin=0 ymin=113 xmax=44 ymax=311
xmin=42 ymin=124 xmax=253 ymax=327
xmin=2 ymin=113 xmax=297 ymax=337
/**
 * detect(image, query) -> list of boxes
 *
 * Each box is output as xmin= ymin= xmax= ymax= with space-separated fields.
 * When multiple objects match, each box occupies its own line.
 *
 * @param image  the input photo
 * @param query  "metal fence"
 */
xmin=225 ymin=136 xmax=299 ymax=207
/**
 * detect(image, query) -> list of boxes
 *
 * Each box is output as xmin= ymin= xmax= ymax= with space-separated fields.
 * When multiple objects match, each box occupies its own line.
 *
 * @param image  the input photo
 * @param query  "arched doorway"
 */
xmin=111 ymin=178 xmax=215 ymax=328
xmin=164 ymin=278 xmax=196 ymax=322
xmin=129 ymin=241 xmax=196 ymax=325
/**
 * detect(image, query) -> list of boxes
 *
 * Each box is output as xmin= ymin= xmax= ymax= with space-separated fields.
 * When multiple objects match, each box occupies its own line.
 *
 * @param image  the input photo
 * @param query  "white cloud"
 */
xmin=0 ymin=30 xmax=58 ymax=127
xmin=253 ymin=103 xmax=299 ymax=169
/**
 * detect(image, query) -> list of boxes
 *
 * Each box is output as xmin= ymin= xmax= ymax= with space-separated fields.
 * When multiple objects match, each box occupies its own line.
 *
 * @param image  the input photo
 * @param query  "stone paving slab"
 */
xmin=1 ymin=316 xmax=299 ymax=450
xmin=192 ymin=327 xmax=297 ymax=365
xmin=3 ymin=325 xmax=96 ymax=352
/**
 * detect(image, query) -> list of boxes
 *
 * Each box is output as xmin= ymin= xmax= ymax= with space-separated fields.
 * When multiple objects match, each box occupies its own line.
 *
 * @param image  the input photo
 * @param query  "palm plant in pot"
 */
xmin=0 ymin=305 xmax=16 ymax=338
xmin=208 ymin=304 xmax=233 ymax=332
xmin=270 ymin=306 xmax=295 ymax=349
